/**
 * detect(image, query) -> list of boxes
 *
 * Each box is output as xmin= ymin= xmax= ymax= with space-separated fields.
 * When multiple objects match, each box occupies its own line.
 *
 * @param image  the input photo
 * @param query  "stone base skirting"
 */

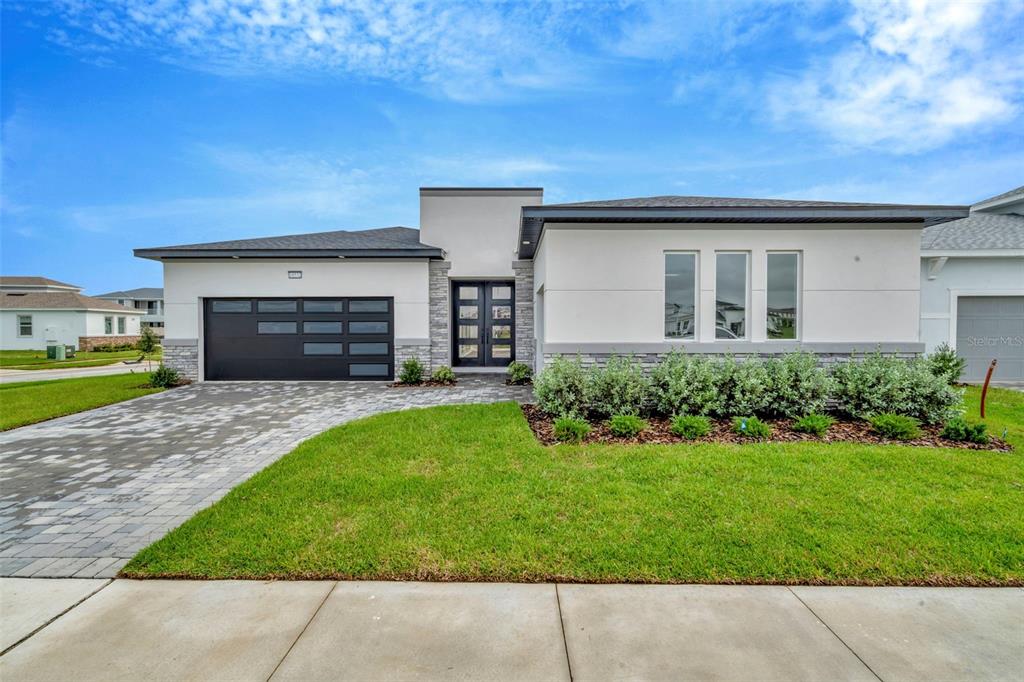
xmin=395 ymin=341 xmax=432 ymax=374
xmin=77 ymin=336 xmax=142 ymax=351
xmin=163 ymin=339 xmax=199 ymax=380
xmin=543 ymin=342 xmax=925 ymax=369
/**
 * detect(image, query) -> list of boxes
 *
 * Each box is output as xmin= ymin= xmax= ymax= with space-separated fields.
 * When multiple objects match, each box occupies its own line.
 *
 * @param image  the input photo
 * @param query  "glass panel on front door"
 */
xmin=452 ymin=281 xmax=515 ymax=367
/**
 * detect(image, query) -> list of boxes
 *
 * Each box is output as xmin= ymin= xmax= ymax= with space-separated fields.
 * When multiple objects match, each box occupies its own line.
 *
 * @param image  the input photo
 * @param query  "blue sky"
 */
xmin=2 ymin=0 xmax=1022 ymax=294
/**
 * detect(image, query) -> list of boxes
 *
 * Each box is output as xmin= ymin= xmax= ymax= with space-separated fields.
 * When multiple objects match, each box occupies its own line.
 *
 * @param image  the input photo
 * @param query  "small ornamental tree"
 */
xmin=137 ymin=326 xmax=159 ymax=368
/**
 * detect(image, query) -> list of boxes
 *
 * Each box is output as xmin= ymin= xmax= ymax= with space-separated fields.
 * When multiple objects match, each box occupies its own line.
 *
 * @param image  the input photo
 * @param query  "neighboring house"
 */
xmin=94 ymin=287 xmax=165 ymax=336
xmin=920 ymin=186 xmax=1024 ymax=382
xmin=0 ymin=277 xmax=143 ymax=351
xmin=135 ymin=188 xmax=968 ymax=382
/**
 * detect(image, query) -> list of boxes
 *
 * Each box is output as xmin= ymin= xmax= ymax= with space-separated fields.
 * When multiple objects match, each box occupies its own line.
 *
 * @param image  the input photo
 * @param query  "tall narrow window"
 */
xmin=17 ymin=315 xmax=32 ymax=337
xmin=767 ymin=253 xmax=799 ymax=340
xmin=117 ymin=317 xmax=126 ymax=334
xmin=665 ymin=253 xmax=697 ymax=339
xmin=104 ymin=316 xmax=113 ymax=334
xmin=715 ymin=253 xmax=748 ymax=339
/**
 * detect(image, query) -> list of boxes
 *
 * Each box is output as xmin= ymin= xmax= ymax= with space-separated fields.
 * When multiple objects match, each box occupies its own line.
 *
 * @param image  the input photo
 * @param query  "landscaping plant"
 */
xmin=792 ymin=413 xmax=834 ymax=436
xmin=608 ymin=414 xmax=647 ymax=438
xmin=869 ymin=413 xmax=922 ymax=440
xmin=927 ymin=343 xmax=966 ymax=385
xmin=714 ymin=357 xmax=772 ymax=417
xmin=830 ymin=353 xmax=962 ymax=424
xmin=149 ymin=364 xmax=181 ymax=389
xmin=764 ymin=352 xmax=833 ymax=417
xmin=585 ymin=354 xmax=651 ymax=418
xmin=649 ymin=351 xmax=721 ymax=416
xmin=137 ymin=326 xmax=159 ymax=368
xmin=431 ymin=365 xmax=456 ymax=385
xmin=940 ymin=417 xmax=988 ymax=444
xmin=553 ymin=416 xmax=591 ymax=443
xmin=732 ymin=415 xmax=772 ymax=439
xmin=398 ymin=358 xmax=425 ymax=384
xmin=506 ymin=361 xmax=533 ymax=385
xmin=670 ymin=414 xmax=712 ymax=440
xmin=534 ymin=355 xmax=589 ymax=418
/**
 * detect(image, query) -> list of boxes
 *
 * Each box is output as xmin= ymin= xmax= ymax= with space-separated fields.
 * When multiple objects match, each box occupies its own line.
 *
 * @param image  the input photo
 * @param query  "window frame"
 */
xmin=714 ymin=251 xmax=750 ymax=341
xmin=104 ymin=316 xmax=113 ymax=335
xmin=766 ymin=250 xmax=802 ymax=341
xmin=664 ymin=251 xmax=699 ymax=341
xmin=17 ymin=314 xmax=33 ymax=337
xmin=117 ymin=316 xmax=126 ymax=334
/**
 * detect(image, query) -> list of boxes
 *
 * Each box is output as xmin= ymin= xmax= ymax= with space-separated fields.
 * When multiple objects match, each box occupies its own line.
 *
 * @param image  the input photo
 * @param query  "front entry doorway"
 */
xmin=452 ymin=281 xmax=515 ymax=367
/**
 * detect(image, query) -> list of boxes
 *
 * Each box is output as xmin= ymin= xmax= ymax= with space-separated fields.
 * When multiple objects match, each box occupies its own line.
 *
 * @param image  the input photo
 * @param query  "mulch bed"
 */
xmin=390 ymin=380 xmax=458 ymax=388
xmin=520 ymin=404 xmax=1013 ymax=451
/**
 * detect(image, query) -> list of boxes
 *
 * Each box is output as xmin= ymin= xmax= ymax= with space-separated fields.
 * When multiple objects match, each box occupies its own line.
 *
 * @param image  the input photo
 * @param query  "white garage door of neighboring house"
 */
xmin=956 ymin=296 xmax=1024 ymax=382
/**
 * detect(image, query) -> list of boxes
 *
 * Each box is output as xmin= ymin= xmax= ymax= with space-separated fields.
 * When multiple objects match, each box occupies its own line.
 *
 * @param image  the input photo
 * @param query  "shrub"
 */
xmin=553 ymin=417 xmax=590 ymax=443
xmin=149 ymin=364 xmax=180 ymax=388
xmin=398 ymin=358 xmax=425 ymax=384
xmin=650 ymin=351 xmax=721 ymax=416
xmin=927 ymin=343 xmax=966 ymax=385
xmin=830 ymin=353 xmax=962 ymax=424
xmin=670 ymin=414 xmax=712 ymax=440
xmin=534 ymin=356 xmax=589 ymax=418
xmin=506 ymin=361 xmax=533 ymax=385
xmin=431 ymin=365 xmax=456 ymax=385
xmin=792 ymin=413 xmax=834 ymax=436
xmin=137 ymin=326 xmax=159 ymax=356
xmin=870 ymin=413 xmax=922 ymax=440
xmin=608 ymin=414 xmax=647 ymax=437
xmin=585 ymin=355 xmax=651 ymax=418
xmin=940 ymin=417 xmax=988 ymax=444
xmin=764 ymin=352 xmax=833 ymax=418
xmin=732 ymin=415 xmax=772 ymax=439
xmin=714 ymin=357 xmax=772 ymax=417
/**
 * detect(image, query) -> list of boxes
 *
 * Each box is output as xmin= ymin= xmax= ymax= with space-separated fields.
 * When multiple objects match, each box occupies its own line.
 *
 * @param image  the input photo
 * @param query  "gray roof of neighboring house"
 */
xmin=94 ymin=287 xmax=164 ymax=299
xmin=135 ymin=226 xmax=443 ymax=260
xmin=0 ymin=291 xmax=140 ymax=313
xmin=0 ymin=276 xmax=81 ymax=289
xmin=921 ymin=186 xmax=1024 ymax=252
xmin=541 ymin=195 xmax=922 ymax=209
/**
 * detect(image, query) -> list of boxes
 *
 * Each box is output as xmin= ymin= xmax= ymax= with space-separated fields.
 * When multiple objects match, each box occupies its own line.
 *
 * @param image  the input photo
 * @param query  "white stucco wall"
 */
xmin=162 ymin=259 xmax=431 ymax=341
xmin=419 ymin=189 xmax=542 ymax=278
xmin=919 ymin=256 xmax=1024 ymax=352
xmin=536 ymin=223 xmax=922 ymax=346
xmin=0 ymin=309 xmax=140 ymax=350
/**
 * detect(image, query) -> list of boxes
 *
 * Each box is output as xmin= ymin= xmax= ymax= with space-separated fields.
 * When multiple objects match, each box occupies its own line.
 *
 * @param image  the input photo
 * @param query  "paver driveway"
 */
xmin=0 ymin=376 xmax=532 ymax=578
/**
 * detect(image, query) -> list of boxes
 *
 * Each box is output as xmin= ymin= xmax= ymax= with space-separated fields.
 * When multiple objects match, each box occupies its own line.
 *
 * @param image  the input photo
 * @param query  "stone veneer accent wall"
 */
xmin=395 ymin=343 xmax=432 ymax=374
xmin=428 ymin=261 xmax=452 ymax=371
xmin=512 ymin=260 xmax=535 ymax=368
xmin=163 ymin=340 xmax=199 ymax=380
xmin=542 ymin=348 xmax=922 ymax=370
xmin=77 ymin=336 xmax=142 ymax=351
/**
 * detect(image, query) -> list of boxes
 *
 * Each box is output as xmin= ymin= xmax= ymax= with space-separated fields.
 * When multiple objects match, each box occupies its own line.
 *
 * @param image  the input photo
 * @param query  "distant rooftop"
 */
xmin=95 ymin=287 xmax=164 ymax=299
xmin=0 ymin=291 xmax=139 ymax=313
xmin=0 ymin=276 xmax=81 ymax=290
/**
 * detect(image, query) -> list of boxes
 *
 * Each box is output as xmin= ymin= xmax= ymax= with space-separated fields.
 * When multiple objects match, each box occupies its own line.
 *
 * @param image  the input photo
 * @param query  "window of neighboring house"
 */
xmin=715 ymin=252 xmax=748 ymax=340
xmin=104 ymin=316 xmax=113 ymax=334
xmin=665 ymin=252 xmax=698 ymax=339
xmin=117 ymin=317 xmax=126 ymax=334
xmin=767 ymin=252 xmax=800 ymax=340
xmin=17 ymin=315 xmax=32 ymax=337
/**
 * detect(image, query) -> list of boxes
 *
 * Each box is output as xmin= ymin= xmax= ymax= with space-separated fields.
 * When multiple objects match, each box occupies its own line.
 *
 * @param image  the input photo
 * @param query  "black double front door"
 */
xmin=452 ymin=281 xmax=515 ymax=367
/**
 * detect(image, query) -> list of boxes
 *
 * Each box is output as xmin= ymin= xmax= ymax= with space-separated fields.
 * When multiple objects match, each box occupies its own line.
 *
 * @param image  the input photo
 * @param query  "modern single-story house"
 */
xmin=0 ymin=277 xmax=143 ymax=351
xmin=920 ymin=185 xmax=1024 ymax=382
xmin=136 ymin=188 xmax=969 ymax=382
xmin=94 ymin=287 xmax=165 ymax=336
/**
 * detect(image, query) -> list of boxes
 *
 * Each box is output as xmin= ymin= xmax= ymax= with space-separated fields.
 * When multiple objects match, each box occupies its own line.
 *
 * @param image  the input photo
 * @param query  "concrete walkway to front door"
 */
xmin=1 ymin=579 xmax=1021 ymax=681
xmin=0 ymin=377 xmax=532 ymax=578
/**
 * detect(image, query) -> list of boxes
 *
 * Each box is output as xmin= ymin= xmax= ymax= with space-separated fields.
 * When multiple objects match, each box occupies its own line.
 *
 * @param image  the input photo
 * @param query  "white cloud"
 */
xmin=39 ymin=0 xmax=606 ymax=103
xmin=768 ymin=0 xmax=1024 ymax=152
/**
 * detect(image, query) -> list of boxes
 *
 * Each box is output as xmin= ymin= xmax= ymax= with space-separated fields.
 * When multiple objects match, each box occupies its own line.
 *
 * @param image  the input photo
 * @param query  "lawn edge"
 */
xmin=0 ymin=380 xmax=170 ymax=432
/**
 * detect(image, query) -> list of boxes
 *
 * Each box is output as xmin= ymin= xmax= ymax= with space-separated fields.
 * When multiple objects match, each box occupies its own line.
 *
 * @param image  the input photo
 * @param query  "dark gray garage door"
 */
xmin=203 ymin=297 xmax=394 ymax=381
xmin=956 ymin=296 xmax=1024 ymax=381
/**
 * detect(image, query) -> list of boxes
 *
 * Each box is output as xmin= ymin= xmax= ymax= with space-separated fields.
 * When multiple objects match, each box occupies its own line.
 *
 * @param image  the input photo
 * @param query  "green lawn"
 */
xmin=123 ymin=387 xmax=1023 ymax=585
xmin=0 ymin=373 xmax=164 ymax=431
xmin=0 ymin=349 xmax=161 ymax=370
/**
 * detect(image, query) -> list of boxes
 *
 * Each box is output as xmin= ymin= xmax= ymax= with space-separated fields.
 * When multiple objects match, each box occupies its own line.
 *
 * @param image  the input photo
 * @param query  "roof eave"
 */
xmin=133 ymin=248 xmax=445 ymax=261
xmin=516 ymin=206 xmax=970 ymax=259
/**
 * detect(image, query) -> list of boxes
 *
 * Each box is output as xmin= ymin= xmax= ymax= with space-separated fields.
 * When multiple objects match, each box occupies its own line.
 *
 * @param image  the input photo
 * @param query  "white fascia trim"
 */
xmin=921 ymin=249 xmax=1024 ymax=257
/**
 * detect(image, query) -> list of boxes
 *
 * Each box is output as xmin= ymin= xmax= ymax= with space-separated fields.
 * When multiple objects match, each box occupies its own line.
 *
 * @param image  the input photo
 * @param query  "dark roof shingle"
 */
xmin=540 ymin=195 xmax=941 ymax=209
xmin=94 ymin=287 xmax=164 ymax=299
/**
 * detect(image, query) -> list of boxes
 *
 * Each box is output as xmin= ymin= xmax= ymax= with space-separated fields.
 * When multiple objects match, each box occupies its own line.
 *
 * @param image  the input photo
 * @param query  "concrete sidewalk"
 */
xmin=1 ymin=579 xmax=1021 ymax=681
xmin=0 ymin=362 xmax=155 ymax=384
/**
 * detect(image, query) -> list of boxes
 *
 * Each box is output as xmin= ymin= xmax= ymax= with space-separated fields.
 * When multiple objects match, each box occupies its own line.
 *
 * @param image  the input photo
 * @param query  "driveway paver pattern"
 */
xmin=0 ymin=376 xmax=532 ymax=578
